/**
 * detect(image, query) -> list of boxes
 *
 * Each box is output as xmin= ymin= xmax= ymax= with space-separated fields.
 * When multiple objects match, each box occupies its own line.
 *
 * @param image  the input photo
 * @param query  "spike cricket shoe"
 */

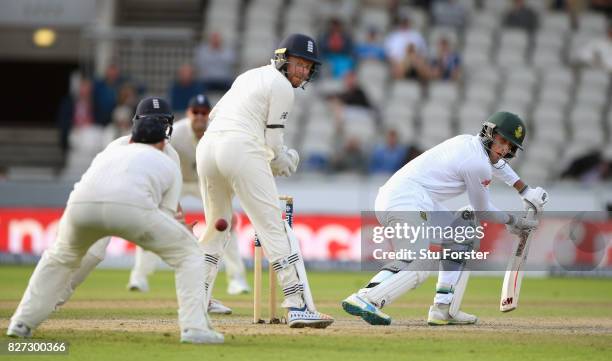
xmin=127 ymin=276 xmax=149 ymax=292
xmin=227 ymin=278 xmax=251 ymax=295
xmin=180 ymin=328 xmax=224 ymax=344
xmin=341 ymin=293 xmax=391 ymax=325
xmin=208 ymin=299 xmax=232 ymax=315
xmin=6 ymin=320 xmax=32 ymax=338
xmin=287 ymin=306 xmax=334 ymax=328
xmin=427 ymin=303 xmax=478 ymax=325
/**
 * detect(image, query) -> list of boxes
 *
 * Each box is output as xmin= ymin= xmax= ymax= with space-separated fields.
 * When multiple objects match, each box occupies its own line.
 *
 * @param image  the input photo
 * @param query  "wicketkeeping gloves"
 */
xmin=270 ymin=147 xmax=299 ymax=177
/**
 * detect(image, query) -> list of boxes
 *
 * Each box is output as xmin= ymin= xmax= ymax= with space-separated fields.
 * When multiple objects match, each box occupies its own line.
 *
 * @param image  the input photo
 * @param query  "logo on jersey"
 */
xmin=280 ymin=112 xmax=288 ymax=120
xmin=514 ymin=125 xmax=523 ymax=139
xmin=307 ymin=40 xmax=314 ymax=53
xmin=152 ymin=98 xmax=160 ymax=109
xmin=481 ymin=179 xmax=491 ymax=187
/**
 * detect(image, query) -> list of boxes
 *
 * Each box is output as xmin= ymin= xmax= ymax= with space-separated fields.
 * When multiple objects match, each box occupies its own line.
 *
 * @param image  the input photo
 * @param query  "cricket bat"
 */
xmin=500 ymin=205 xmax=537 ymax=312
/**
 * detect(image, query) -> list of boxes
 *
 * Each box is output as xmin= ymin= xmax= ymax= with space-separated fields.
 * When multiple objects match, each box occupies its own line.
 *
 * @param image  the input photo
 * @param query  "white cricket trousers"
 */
xmin=373 ymin=181 xmax=463 ymax=305
xmin=130 ymin=182 xmax=247 ymax=286
xmin=10 ymin=202 xmax=210 ymax=332
xmin=196 ymin=131 xmax=303 ymax=308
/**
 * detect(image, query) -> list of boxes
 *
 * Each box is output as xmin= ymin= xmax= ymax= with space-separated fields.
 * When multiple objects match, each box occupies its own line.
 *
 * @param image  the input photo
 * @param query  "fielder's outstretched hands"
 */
xmin=520 ymin=186 xmax=548 ymax=213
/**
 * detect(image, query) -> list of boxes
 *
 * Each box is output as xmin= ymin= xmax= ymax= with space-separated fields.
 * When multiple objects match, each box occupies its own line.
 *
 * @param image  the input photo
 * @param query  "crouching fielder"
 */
xmin=7 ymin=116 xmax=223 ymax=344
xmin=196 ymin=33 xmax=333 ymax=328
xmin=54 ymin=97 xmax=232 ymax=315
xmin=128 ymin=95 xmax=249 ymax=311
xmin=342 ymin=111 xmax=548 ymax=326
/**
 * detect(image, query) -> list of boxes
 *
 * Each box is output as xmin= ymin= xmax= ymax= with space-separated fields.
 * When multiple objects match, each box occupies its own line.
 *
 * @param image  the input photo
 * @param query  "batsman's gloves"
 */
xmin=506 ymin=214 xmax=539 ymax=236
xmin=520 ymin=186 xmax=548 ymax=213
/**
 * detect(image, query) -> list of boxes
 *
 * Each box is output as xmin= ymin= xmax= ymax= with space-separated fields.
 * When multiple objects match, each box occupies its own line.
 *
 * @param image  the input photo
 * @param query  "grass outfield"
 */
xmin=1 ymin=265 xmax=611 ymax=360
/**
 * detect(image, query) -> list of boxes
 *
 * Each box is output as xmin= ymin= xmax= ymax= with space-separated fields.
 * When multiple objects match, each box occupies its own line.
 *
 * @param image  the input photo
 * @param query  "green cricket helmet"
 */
xmin=479 ymin=111 xmax=526 ymax=159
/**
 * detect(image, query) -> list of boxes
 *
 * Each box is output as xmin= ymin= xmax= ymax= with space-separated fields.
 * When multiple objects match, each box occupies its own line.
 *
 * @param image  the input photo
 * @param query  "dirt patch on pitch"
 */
xmin=4 ymin=299 xmax=610 ymax=311
xmin=1 ymin=316 xmax=612 ymax=337
xmin=2 ymin=298 xmax=612 ymax=336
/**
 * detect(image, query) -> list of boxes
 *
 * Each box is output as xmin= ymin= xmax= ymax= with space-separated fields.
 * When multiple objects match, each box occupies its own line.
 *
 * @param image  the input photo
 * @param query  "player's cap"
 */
xmin=134 ymin=97 xmax=173 ymax=120
xmin=188 ymin=94 xmax=211 ymax=109
xmin=484 ymin=111 xmax=526 ymax=150
xmin=131 ymin=115 xmax=169 ymax=144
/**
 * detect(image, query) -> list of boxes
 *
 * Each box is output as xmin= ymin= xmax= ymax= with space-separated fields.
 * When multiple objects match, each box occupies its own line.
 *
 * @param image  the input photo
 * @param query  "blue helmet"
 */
xmin=133 ymin=97 xmax=174 ymax=138
xmin=131 ymin=115 xmax=169 ymax=144
xmin=273 ymin=33 xmax=320 ymax=85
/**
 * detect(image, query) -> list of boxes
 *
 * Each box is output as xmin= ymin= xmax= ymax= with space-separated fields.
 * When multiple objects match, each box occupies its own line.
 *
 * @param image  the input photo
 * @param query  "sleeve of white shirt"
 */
xmin=491 ymin=161 xmax=520 ymax=187
xmin=160 ymin=161 xmax=183 ymax=216
xmin=264 ymin=75 xmax=294 ymax=157
xmin=461 ymin=162 xmax=511 ymax=224
xmin=105 ymin=135 xmax=130 ymax=149
xmin=163 ymin=142 xmax=181 ymax=167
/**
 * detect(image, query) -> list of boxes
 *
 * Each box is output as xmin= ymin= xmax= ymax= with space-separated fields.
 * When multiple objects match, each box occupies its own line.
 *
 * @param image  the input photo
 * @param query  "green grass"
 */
xmin=1 ymin=265 xmax=611 ymax=361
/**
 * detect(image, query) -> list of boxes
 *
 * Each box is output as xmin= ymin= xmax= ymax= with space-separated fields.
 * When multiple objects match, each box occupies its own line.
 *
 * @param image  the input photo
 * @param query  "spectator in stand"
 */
xmin=93 ymin=63 xmax=126 ymax=127
xmin=431 ymin=0 xmax=469 ymax=31
xmin=561 ymin=150 xmax=610 ymax=185
xmin=331 ymin=137 xmax=368 ymax=174
xmin=385 ymin=14 xmax=427 ymax=78
xmin=369 ymin=129 xmax=407 ymax=174
xmin=429 ymin=36 xmax=462 ymax=81
xmin=194 ymin=32 xmax=236 ymax=92
xmin=577 ymin=22 xmax=612 ymax=72
xmin=329 ymin=71 xmax=372 ymax=109
xmin=327 ymin=71 xmax=380 ymax=128
xmin=116 ymin=83 xmax=139 ymax=114
xmin=355 ymin=26 xmax=387 ymax=63
xmin=394 ymin=43 xmax=432 ymax=81
xmin=319 ymin=17 xmax=355 ymax=79
xmin=169 ymin=64 xmax=205 ymax=114
xmin=502 ymin=0 xmax=539 ymax=34
xmin=57 ymin=76 xmax=95 ymax=154
xmin=102 ymin=105 xmax=133 ymax=145
xmin=589 ymin=0 xmax=612 ymax=14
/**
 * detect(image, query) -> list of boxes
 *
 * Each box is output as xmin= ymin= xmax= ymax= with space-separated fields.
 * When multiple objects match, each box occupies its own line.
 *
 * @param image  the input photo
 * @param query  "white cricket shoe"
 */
xmin=341 ymin=293 xmax=391 ymax=325
xmin=227 ymin=278 xmax=251 ymax=295
xmin=208 ymin=299 xmax=232 ymax=315
xmin=6 ymin=320 xmax=32 ymax=338
xmin=180 ymin=328 xmax=224 ymax=344
xmin=287 ymin=306 xmax=334 ymax=328
xmin=127 ymin=276 xmax=149 ymax=292
xmin=427 ymin=303 xmax=478 ymax=325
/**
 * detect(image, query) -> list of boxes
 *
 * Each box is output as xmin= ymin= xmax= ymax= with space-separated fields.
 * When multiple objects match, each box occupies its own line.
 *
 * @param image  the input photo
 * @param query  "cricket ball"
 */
xmin=215 ymin=218 xmax=228 ymax=231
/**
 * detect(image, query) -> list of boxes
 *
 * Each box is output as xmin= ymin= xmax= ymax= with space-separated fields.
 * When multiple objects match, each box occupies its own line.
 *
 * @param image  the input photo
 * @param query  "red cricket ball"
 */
xmin=215 ymin=218 xmax=228 ymax=231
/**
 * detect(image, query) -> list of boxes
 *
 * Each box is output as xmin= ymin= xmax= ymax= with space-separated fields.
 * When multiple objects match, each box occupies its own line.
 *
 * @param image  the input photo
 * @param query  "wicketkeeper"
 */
xmin=196 ymin=33 xmax=334 ymax=328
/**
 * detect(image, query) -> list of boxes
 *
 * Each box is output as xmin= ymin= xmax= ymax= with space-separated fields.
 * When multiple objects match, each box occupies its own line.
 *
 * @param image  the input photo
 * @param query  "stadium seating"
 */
xmin=30 ymin=0 xmax=610 ymax=184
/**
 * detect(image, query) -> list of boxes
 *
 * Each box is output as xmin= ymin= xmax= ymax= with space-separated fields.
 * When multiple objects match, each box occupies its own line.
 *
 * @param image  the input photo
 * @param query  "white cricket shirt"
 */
xmin=108 ymin=135 xmax=181 ymax=166
xmin=169 ymin=118 xmax=199 ymax=183
xmin=206 ymin=62 xmax=294 ymax=156
xmin=381 ymin=135 xmax=517 ymax=223
xmin=68 ymin=143 xmax=182 ymax=213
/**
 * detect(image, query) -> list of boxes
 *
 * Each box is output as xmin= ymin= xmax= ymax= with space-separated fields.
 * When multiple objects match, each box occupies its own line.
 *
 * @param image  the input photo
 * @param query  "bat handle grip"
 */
xmin=523 ymin=201 xmax=537 ymax=220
